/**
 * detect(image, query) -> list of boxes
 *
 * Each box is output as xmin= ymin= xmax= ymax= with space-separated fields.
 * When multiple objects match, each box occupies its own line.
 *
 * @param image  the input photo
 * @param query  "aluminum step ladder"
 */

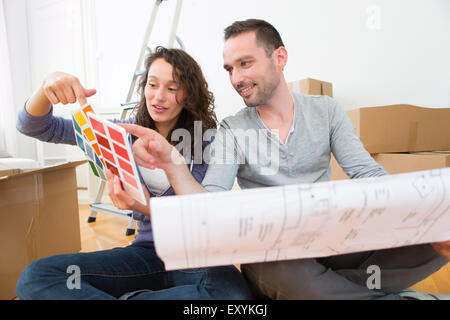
xmin=88 ymin=0 xmax=184 ymax=236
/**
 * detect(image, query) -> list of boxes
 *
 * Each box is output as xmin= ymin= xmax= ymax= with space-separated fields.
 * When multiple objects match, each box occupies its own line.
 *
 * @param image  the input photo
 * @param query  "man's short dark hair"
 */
xmin=224 ymin=19 xmax=285 ymax=56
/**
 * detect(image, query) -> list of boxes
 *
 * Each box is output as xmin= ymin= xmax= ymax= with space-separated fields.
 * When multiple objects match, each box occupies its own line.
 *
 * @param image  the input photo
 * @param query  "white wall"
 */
xmin=6 ymin=0 xmax=450 ymax=138
xmin=88 ymin=0 xmax=450 ymax=121
xmin=3 ymin=0 xmax=34 ymax=159
xmin=4 ymin=0 xmax=85 ymax=162
xmin=3 ymin=0 xmax=92 ymax=201
xmin=183 ymin=0 xmax=450 ymax=116
xmin=0 ymin=0 xmax=17 ymax=157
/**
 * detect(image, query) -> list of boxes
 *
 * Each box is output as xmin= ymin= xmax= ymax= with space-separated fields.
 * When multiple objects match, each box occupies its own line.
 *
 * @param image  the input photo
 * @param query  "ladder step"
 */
xmin=90 ymin=203 xmax=133 ymax=219
xmin=121 ymin=101 xmax=138 ymax=107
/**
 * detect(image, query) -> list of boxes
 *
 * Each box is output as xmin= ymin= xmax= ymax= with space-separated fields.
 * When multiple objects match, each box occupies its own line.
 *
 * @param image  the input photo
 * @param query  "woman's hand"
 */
xmin=42 ymin=71 xmax=96 ymax=106
xmin=117 ymin=123 xmax=206 ymax=196
xmin=105 ymin=169 xmax=151 ymax=217
xmin=116 ymin=123 xmax=186 ymax=172
xmin=26 ymin=72 xmax=97 ymax=117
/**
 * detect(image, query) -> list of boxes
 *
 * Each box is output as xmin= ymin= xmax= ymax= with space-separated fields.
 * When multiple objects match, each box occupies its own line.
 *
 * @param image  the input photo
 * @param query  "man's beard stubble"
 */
xmin=239 ymin=65 xmax=280 ymax=108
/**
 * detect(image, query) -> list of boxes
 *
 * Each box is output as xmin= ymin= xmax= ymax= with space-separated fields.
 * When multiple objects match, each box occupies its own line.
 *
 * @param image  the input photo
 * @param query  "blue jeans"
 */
xmin=16 ymin=241 xmax=252 ymax=300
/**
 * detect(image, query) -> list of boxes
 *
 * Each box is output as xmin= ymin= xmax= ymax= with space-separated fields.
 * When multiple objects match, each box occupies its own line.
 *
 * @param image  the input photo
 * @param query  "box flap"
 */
xmin=348 ymin=105 xmax=450 ymax=153
xmin=0 ymin=168 xmax=23 ymax=178
xmin=300 ymin=78 xmax=322 ymax=95
xmin=0 ymin=160 xmax=87 ymax=180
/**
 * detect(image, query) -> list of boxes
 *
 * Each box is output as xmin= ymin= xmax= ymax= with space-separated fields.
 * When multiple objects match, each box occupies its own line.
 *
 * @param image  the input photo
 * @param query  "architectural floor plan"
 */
xmin=151 ymin=168 xmax=450 ymax=270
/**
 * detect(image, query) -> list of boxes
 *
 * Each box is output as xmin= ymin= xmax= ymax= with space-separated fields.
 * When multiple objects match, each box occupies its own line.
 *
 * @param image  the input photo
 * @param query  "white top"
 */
xmin=138 ymin=166 xmax=171 ymax=195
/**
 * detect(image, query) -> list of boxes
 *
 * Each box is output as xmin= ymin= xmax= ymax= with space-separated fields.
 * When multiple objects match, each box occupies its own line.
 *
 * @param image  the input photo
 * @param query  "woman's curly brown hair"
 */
xmin=134 ymin=46 xmax=217 ymax=156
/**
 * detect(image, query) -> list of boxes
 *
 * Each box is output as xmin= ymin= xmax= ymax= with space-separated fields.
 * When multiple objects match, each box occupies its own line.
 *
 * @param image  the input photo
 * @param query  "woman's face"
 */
xmin=145 ymin=58 xmax=184 ymax=134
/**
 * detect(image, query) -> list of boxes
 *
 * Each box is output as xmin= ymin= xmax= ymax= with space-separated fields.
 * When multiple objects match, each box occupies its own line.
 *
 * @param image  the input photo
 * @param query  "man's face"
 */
xmin=223 ymin=31 xmax=280 ymax=107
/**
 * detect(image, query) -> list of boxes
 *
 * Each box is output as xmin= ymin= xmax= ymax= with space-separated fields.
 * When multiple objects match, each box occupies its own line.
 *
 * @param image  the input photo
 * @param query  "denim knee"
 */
xmin=16 ymin=256 xmax=62 ymax=300
xmin=204 ymin=266 xmax=252 ymax=300
xmin=16 ymin=260 xmax=38 ymax=299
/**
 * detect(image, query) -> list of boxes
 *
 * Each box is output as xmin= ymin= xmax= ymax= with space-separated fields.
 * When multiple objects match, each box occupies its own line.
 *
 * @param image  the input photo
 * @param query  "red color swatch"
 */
xmin=118 ymin=157 xmax=134 ymax=176
xmin=108 ymin=126 xmax=125 ymax=145
xmin=100 ymin=146 xmax=115 ymax=164
xmin=90 ymin=117 xmax=106 ymax=135
xmin=96 ymin=134 xmax=111 ymax=150
xmin=105 ymin=161 xmax=119 ymax=176
xmin=113 ymin=143 xmax=129 ymax=161
xmin=122 ymin=170 xmax=138 ymax=189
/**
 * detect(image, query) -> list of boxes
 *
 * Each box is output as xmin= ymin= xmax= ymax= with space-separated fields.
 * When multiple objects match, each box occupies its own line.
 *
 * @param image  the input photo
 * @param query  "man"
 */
xmin=121 ymin=19 xmax=449 ymax=299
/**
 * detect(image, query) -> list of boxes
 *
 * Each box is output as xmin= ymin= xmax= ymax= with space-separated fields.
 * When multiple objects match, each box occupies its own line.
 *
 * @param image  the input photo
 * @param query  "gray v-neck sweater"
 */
xmin=202 ymin=92 xmax=387 ymax=192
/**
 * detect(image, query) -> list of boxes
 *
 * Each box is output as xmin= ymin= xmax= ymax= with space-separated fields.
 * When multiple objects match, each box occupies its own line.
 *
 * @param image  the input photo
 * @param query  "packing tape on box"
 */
xmin=25 ymin=207 xmax=39 ymax=262
xmin=27 ymin=174 xmax=44 ymax=262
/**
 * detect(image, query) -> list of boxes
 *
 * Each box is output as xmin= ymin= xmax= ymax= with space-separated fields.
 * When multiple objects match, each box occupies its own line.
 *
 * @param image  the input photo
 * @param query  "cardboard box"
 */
xmin=0 ymin=160 xmax=85 ymax=299
xmin=329 ymin=154 xmax=349 ymax=181
xmin=372 ymin=152 xmax=450 ymax=174
xmin=330 ymin=152 xmax=450 ymax=180
xmin=346 ymin=105 xmax=450 ymax=154
xmin=288 ymin=78 xmax=333 ymax=97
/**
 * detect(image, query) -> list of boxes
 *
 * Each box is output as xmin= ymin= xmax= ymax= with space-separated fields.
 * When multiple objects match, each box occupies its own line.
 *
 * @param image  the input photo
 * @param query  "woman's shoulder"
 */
xmin=110 ymin=117 xmax=136 ymax=125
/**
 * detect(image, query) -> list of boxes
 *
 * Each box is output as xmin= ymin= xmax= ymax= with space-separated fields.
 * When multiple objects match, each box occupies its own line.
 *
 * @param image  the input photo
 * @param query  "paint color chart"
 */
xmin=87 ymin=112 xmax=147 ymax=205
xmin=72 ymin=104 xmax=107 ymax=181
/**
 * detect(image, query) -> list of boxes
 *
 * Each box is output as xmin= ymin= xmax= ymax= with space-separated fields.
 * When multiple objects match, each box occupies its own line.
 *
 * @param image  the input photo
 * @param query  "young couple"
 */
xmin=16 ymin=19 xmax=449 ymax=300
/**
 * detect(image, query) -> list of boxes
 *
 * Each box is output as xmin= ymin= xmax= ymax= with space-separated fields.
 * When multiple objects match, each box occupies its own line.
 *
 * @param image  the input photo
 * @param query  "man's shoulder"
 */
xmin=218 ymin=93 xmax=340 ymax=129
xmin=221 ymin=107 xmax=256 ymax=130
xmin=292 ymin=92 xmax=341 ymax=122
xmin=292 ymin=92 xmax=335 ymax=109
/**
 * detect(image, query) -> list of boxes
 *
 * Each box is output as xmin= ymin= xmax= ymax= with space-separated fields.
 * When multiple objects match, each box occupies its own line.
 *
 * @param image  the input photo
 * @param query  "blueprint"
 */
xmin=150 ymin=168 xmax=450 ymax=270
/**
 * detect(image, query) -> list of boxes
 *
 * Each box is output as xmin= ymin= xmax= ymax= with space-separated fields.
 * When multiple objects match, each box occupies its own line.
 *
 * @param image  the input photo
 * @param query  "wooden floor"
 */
xmin=78 ymin=204 xmax=450 ymax=295
xmin=79 ymin=204 xmax=135 ymax=252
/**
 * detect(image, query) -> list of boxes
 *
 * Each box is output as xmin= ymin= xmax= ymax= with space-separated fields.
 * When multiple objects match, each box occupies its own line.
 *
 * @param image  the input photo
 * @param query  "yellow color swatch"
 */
xmin=74 ymin=112 xmax=87 ymax=127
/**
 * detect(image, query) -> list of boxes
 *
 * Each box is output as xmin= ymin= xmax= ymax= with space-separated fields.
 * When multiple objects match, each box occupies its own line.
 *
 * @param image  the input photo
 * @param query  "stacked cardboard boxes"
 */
xmin=330 ymin=104 xmax=450 ymax=180
xmin=288 ymin=78 xmax=333 ymax=97
xmin=0 ymin=160 xmax=85 ymax=299
xmin=288 ymin=78 xmax=450 ymax=176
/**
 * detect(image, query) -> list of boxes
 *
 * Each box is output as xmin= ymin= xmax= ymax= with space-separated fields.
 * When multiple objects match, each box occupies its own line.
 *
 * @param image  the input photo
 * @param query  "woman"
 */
xmin=15 ymin=47 xmax=252 ymax=300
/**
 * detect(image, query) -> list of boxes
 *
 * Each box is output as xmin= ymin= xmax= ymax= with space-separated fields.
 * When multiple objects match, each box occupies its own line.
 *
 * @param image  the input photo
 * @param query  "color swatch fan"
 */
xmin=71 ymin=104 xmax=107 ymax=181
xmin=87 ymin=112 xmax=147 ymax=206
